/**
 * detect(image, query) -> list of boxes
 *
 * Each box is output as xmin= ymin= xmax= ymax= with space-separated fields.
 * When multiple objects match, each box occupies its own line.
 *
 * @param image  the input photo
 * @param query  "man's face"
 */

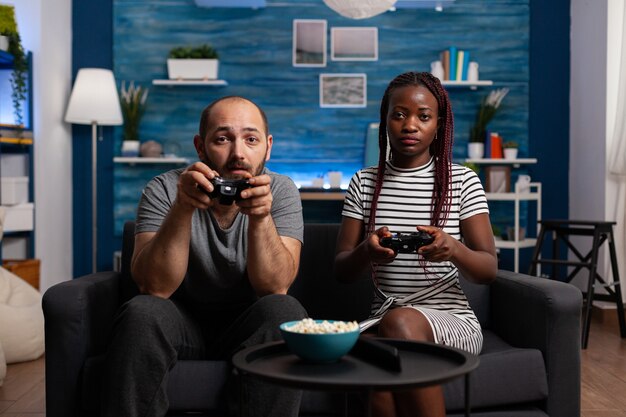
xmin=194 ymin=98 xmax=272 ymax=179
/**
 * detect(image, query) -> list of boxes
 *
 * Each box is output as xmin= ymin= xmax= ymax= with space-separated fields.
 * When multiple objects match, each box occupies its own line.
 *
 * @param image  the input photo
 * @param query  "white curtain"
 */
xmin=609 ymin=1 xmax=626 ymax=298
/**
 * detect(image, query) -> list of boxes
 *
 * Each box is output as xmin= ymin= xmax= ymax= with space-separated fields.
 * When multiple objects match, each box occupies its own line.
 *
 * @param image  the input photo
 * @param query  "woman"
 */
xmin=334 ymin=72 xmax=497 ymax=417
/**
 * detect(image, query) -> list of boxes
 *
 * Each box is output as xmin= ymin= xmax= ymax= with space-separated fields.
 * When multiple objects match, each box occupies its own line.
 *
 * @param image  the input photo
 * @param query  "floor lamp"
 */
xmin=65 ymin=68 xmax=122 ymax=273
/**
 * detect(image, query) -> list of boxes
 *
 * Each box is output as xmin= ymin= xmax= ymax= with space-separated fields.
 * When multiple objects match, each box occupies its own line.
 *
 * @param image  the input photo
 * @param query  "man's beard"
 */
xmin=203 ymin=157 xmax=266 ymax=179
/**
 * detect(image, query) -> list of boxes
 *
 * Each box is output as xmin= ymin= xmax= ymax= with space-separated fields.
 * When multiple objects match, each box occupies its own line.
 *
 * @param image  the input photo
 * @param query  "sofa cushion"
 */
xmin=443 ymin=330 xmax=548 ymax=411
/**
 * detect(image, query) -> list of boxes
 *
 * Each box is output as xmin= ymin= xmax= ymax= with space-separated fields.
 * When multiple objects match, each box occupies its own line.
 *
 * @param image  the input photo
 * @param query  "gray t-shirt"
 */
xmin=135 ymin=167 xmax=303 ymax=309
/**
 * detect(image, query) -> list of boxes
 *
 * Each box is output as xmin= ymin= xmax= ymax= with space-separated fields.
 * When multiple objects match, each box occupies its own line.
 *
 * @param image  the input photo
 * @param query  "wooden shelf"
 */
xmin=114 ymin=156 xmax=189 ymax=164
xmin=465 ymin=158 xmax=537 ymax=165
xmin=495 ymin=238 xmax=537 ymax=249
xmin=441 ymin=80 xmax=493 ymax=90
xmin=0 ymin=137 xmax=33 ymax=145
xmin=299 ymin=189 xmax=346 ymax=201
xmin=152 ymin=79 xmax=228 ymax=86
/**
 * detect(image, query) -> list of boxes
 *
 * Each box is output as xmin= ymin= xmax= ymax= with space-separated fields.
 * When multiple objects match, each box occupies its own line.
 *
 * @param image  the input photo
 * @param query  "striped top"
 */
xmin=342 ymin=158 xmax=489 ymax=336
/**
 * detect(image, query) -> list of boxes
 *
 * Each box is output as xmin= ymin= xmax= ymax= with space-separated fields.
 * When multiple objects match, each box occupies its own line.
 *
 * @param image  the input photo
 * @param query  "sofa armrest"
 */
xmin=43 ymin=272 xmax=124 ymax=417
xmin=490 ymin=269 xmax=582 ymax=417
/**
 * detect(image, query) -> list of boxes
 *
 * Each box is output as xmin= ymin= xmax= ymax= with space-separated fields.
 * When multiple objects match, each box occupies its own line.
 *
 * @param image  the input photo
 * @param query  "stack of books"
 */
xmin=484 ymin=132 xmax=503 ymax=159
xmin=439 ymin=47 xmax=471 ymax=81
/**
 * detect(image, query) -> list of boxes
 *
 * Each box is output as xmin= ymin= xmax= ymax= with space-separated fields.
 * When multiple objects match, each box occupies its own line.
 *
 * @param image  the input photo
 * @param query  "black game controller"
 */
xmin=380 ymin=231 xmax=434 ymax=253
xmin=201 ymin=177 xmax=252 ymax=205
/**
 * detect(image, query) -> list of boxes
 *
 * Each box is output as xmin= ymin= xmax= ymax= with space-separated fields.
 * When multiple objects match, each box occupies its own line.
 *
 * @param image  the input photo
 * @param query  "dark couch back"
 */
xmin=121 ymin=222 xmax=490 ymax=326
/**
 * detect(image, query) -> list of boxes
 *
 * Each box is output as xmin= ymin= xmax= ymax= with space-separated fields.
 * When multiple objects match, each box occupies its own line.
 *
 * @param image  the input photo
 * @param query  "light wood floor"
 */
xmin=0 ymin=315 xmax=625 ymax=416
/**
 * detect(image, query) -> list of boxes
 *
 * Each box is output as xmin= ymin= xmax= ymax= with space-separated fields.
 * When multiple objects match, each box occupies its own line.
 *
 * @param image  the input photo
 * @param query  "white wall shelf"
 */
xmin=152 ymin=79 xmax=228 ymax=86
xmin=114 ymin=156 xmax=189 ymax=164
xmin=441 ymin=80 xmax=493 ymax=90
xmin=466 ymin=158 xmax=537 ymax=165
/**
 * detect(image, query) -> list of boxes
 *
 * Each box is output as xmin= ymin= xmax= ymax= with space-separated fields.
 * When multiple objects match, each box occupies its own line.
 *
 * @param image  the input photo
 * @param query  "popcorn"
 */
xmin=285 ymin=318 xmax=359 ymax=334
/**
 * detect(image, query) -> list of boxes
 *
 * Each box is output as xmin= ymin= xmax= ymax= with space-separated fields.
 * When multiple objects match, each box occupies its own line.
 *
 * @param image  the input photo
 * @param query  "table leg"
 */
xmin=465 ymin=373 xmax=471 ymax=417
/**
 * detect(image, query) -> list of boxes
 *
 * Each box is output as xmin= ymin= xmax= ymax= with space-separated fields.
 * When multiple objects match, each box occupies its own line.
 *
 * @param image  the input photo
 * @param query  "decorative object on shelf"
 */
xmin=503 ymin=140 xmax=519 ymax=160
xmin=468 ymin=88 xmax=509 ymax=156
xmin=467 ymin=142 xmax=484 ymax=159
xmin=515 ymin=174 xmax=531 ymax=193
xmin=0 ymin=5 xmax=27 ymax=128
xmin=467 ymin=61 xmax=479 ymax=82
xmin=430 ymin=60 xmax=444 ymax=80
xmin=506 ymin=226 xmax=526 ymax=241
xmin=327 ymin=171 xmax=342 ymax=188
xmin=167 ymin=44 xmax=219 ymax=80
xmin=0 ymin=35 xmax=7 ymax=51
xmin=65 ymin=68 xmax=123 ymax=273
xmin=119 ymin=81 xmax=148 ymax=156
xmin=323 ymin=0 xmax=395 ymax=19
xmin=140 ymin=140 xmax=163 ymax=158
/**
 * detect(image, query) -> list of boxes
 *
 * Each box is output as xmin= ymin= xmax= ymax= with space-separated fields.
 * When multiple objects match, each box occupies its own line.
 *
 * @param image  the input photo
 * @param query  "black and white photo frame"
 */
xmin=293 ymin=19 xmax=327 ymax=67
xmin=319 ymin=73 xmax=367 ymax=108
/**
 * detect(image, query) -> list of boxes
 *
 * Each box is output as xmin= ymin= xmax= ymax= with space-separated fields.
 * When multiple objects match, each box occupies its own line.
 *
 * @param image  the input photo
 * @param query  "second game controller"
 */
xmin=380 ymin=231 xmax=434 ymax=253
xmin=201 ymin=177 xmax=252 ymax=205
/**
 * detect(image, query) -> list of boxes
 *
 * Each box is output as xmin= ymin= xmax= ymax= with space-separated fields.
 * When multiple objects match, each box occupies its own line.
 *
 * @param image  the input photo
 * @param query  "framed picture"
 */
xmin=331 ymin=27 xmax=378 ymax=61
xmin=293 ymin=19 xmax=327 ymax=67
xmin=319 ymin=73 xmax=367 ymax=108
xmin=485 ymin=166 xmax=511 ymax=193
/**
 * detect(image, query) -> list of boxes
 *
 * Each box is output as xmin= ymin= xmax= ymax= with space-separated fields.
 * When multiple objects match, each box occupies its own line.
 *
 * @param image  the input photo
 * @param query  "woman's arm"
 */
xmin=333 ymin=217 xmax=396 ymax=282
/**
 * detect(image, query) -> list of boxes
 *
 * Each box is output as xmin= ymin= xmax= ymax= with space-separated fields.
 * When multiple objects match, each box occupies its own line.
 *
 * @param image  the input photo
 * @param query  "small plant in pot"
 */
xmin=167 ymin=44 xmax=219 ymax=80
xmin=503 ymin=140 xmax=519 ymax=160
xmin=0 ymin=5 xmax=28 ymax=129
xmin=119 ymin=81 xmax=149 ymax=157
xmin=468 ymin=88 xmax=509 ymax=159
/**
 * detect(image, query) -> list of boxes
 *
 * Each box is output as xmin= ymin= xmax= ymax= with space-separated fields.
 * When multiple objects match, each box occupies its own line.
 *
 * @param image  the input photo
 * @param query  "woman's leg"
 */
xmin=371 ymin=307 xmax=446 ymax=417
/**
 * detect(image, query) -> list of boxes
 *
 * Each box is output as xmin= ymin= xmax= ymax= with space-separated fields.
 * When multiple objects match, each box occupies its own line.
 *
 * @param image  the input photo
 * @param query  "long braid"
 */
xmin=366 ymin=72 xmax=454 ymax=236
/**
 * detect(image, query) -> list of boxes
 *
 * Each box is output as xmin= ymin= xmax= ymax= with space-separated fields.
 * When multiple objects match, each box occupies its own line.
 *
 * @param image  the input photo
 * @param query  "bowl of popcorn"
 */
xmin=279 ymin=318 xmax=360 ymax=363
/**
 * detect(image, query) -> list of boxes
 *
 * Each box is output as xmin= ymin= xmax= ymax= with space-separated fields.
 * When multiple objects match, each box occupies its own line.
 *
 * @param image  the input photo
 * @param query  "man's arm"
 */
xmin=131 ymin=162 xmax=218 ymax=298
xmin=238 ymin=174 xmax=302 ymax=295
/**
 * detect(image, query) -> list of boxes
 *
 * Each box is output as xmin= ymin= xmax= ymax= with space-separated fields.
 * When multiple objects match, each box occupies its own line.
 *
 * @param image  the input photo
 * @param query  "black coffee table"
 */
xmin=232 ymin=338 xmax=479 ymax=417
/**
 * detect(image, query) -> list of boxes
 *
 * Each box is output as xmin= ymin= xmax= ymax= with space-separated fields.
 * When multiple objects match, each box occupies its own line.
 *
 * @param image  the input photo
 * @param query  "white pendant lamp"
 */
xmin=323 ymin=0 xmax=397 ymax=20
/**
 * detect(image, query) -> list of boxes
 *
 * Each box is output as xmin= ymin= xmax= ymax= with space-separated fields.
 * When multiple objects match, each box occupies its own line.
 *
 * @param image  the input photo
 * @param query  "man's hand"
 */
xmin=177 ymin=162 xmax=219 ymax=211
xmin=237 ymin=174 xmax=272 ymax=220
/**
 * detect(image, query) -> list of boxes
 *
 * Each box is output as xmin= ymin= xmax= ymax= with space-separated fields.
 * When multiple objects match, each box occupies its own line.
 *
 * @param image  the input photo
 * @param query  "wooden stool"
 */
xmin=528 ymin=219 xmax=626 ymax=349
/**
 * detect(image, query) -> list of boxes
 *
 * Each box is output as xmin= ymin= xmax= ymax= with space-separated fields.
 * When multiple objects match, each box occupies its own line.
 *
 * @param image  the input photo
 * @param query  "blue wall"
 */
xmin=72 ymin=0 xmax=570 ymax=276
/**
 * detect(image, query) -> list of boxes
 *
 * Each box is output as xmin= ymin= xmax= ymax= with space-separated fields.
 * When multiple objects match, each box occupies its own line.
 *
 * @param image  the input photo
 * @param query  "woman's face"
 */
xmin=386 ymin=85 xmax=439 ymax=168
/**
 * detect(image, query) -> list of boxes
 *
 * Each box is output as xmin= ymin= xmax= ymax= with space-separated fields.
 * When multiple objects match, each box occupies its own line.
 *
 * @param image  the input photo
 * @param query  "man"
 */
xmin=101 ymin=96 xmax=307 ymax=417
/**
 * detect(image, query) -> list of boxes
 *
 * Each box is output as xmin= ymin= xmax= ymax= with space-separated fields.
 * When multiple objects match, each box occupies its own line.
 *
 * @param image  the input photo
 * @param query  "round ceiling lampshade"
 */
xmin=323 ymin=0 xmax=397 ymax=19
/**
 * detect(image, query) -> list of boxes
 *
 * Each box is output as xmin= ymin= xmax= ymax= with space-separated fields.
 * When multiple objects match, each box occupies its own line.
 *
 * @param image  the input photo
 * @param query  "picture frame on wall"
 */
xmin=485 ymin=166 xmax=511 ymax=193
xmin=331 ymin=27 xmax=378 ymax=61
xmin=319 ymin=73 xmax=367 ymax=108
xmin=293 ymin=19 xmax=327 ymax=67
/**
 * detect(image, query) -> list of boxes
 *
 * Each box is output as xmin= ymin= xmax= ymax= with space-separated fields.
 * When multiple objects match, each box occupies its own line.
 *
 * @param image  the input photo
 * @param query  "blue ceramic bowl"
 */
xmin=279 ymin=320 xmax=360 ymax=363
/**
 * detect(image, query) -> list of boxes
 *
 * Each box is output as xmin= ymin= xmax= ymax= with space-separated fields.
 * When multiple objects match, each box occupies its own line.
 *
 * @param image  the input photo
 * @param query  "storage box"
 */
xmin=1 ymin=176 xmax=29 ymax=205
xmin=2 ymin=258 xmax=40 ymax=289
xmin=2 ymin=202 xmax=34 ymax=232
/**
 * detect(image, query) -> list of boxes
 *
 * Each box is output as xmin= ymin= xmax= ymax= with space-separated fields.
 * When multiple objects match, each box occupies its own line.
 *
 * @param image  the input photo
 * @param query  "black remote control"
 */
xmin=350 ymin=336 xmax=402 ymax=372
xmin=380 ymin=231 xmax=434 ymax=253
xmin=200 ymin=177 xmax=252 ymax=205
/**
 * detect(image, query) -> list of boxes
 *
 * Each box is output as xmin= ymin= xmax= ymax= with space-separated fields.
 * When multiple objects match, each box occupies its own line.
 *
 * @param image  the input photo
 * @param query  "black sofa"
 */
xmin=43 ymin=222 xmax=582 ymax=417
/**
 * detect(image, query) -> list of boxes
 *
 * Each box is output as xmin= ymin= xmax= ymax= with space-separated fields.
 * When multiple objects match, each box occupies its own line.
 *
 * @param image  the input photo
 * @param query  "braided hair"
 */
xmin=366 ymin=72 xmax=454 ymax=236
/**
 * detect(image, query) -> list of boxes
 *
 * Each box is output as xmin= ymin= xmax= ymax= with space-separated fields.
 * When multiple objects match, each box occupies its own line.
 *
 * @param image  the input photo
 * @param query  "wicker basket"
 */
xmin=2 ymin=258 xmax=40 ymax=289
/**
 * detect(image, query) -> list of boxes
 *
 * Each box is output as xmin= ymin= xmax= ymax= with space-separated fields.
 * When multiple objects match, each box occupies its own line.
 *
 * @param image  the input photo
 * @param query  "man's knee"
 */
xmin=254 ymin=294 xmax=307 ymax=326
xmin=116 ymin=294 xmax=178 ymax=335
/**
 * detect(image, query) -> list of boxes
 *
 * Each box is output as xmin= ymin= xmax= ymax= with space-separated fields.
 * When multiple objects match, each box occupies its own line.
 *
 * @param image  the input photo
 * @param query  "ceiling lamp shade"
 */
xmin=65 ymin=68 xmax=123 ymax=126
xmin=323 ymin=0 xmax=397 ymax=20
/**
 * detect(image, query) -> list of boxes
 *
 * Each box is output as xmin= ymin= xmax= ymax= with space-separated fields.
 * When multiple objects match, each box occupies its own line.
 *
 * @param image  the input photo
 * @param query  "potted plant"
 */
xmin=119 ymin=81 xmax=149 ymax=157
xmin=167 ymin=44 xmax=219 ymax=80
xmin=468 ymin=88 xmax=509 ymax=159
xmin=0 ymin=5 xmax=28 ymax=128
xmin=502 ymin=140 xmax=519 ymax=160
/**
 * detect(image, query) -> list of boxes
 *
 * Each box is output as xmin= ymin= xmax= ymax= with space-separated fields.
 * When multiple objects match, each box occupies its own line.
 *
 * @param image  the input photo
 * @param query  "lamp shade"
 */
xmin=65 ymin=68 xmax=123 ymax=126
xmin=323 ymin=0 xmax=396 ymax=19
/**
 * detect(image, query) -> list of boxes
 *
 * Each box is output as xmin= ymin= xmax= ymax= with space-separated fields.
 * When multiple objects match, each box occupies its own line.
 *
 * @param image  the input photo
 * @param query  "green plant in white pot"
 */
xmin=503 ymin=140 xmax=519 ymax=160
xmin=119 ymin=81 xmax=148 ymax=157
xmin=167 ymin=44 xmax=219 ymax=80
xmin=0 ymin=5 xmax=28 ymax=128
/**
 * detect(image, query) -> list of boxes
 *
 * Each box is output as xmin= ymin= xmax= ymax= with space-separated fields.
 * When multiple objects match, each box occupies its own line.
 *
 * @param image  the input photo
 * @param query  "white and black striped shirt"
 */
xmin=342 ymin=158 xmax=489 ymax=354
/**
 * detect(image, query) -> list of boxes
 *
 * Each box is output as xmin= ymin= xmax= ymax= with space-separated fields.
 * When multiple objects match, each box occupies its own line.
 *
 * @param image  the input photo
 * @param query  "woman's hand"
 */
xmin=415 ymin=225 xmax=458 ymax=263
xmin=366 ymin=226 xmax=397 ymax=264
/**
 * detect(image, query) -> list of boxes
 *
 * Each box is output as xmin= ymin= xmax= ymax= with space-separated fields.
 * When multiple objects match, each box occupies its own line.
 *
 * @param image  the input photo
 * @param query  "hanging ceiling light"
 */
xmin=323 ymin=0 xmax=397 ymax=20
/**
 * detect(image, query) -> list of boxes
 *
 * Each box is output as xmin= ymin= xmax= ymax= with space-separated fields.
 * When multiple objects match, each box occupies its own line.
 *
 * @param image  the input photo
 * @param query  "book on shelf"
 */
xmin=440 ymin=49 xmax=450 ymax=80
xmin=449 ymin=46 xmax=457 ymax=82
xmin=490 ymin=132 xmax=503 ymax=159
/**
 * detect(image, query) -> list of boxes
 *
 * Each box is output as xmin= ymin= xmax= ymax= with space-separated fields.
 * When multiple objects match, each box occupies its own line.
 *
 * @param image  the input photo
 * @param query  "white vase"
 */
xmin=121 ymin=141 xmax=140 ymax=157
xmin=504 ymin=148 xmax=518 ymax=160
xmin=430 ymin=60 xmax=444 ymax=81
xmin=468 ymin=143 xmax=484 ymax=159
xmin=0 ymin=36 xmax=8 ymax=52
